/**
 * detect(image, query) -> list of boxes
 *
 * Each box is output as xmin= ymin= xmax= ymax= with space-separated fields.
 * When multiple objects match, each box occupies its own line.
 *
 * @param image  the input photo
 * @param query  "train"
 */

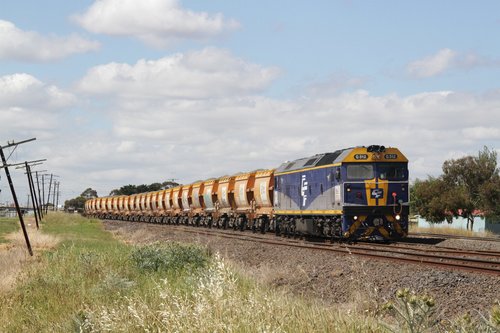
xmin=84 ymin=145 xmax=409 ymax=241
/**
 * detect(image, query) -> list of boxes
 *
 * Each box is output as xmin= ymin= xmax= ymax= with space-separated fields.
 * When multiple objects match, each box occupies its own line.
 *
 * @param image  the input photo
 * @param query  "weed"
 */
xmin=442 ymin=301 xmax=500 ymax=332
xmin=130 ymin=242 xmax=209 ymax=273
xmin=380 ymin=288 xmax=436 ymax=333
xmin=77 ymin=252 xmax=380 ymax=332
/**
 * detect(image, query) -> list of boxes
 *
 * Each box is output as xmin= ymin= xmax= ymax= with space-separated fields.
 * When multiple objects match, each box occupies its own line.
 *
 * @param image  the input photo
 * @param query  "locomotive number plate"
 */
xmin=384 ymin=154 xmax=398 ymax=159
xmin=354 ymin=154 xmax=368 ymax=160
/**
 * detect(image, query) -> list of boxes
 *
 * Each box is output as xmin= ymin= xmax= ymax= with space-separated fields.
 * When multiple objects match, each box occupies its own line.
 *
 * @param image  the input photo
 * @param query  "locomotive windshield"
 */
xmin=346 ymin=164 xmax=374 ymax=180
xmin=377 ymin=163 xmax=408 ymax=180
xmin=346 ymin=163 xmax=408 ymax=181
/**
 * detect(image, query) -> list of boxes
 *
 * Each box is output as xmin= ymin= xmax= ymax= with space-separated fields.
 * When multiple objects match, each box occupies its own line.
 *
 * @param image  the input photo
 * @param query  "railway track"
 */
xmin=152 ymin=223 xmax=500 ymax=276
xmin=410 ymin=232 xmax=500 ymax=243
xmin=343 ymin=241 xmax=500 ymax=259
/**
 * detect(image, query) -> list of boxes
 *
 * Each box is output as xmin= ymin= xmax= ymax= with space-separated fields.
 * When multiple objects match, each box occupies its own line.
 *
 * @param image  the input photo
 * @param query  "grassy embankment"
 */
xmin=0 ymin=213 xmax=380 ymax=332
xmin=0 ymin=213 xmax=498 ymax=332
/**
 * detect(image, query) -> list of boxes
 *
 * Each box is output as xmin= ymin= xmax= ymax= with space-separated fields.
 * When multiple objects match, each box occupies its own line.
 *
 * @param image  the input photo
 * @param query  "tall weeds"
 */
xmin=77 ymin=252 xmax=378 ymax=333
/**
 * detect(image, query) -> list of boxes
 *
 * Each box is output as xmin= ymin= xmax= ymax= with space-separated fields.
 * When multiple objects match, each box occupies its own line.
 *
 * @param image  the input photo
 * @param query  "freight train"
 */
xmin=85 ymin=145 xmax=409 ymax=241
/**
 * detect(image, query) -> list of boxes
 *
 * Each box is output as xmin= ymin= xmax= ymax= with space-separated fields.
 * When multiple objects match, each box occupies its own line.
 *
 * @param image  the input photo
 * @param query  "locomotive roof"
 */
xmin=275 ymin=146 xmax=407 ymax=174
xmin=275 ymin=148 xmax=352 ymax=174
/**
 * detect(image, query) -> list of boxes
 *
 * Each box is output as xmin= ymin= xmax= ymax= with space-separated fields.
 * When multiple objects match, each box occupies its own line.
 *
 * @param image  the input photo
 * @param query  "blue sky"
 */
xmin=0 ymin=0 xmax=499 ymax=203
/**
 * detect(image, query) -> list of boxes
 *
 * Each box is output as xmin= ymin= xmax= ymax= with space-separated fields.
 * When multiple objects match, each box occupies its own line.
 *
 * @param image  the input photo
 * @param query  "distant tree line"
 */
xmin=411 ymin=147 xmax=500 ymax=230
xmin=64 ymin=188 xmax=98 ymax=212
xmin=109 ymin=181 xmax=179 ymax=196
xmin=64 ymin=181 xmax=180 ymax=212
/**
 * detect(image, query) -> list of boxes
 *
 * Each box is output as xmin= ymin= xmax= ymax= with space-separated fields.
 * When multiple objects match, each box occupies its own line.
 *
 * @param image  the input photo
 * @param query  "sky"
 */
xmin=0 ymin=0 xmax=499 ymax=205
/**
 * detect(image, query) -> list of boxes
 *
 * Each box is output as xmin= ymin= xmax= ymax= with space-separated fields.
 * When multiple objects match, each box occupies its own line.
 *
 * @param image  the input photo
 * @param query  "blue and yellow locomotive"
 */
xmin=273 ymin=145 xmax=409 ymax=240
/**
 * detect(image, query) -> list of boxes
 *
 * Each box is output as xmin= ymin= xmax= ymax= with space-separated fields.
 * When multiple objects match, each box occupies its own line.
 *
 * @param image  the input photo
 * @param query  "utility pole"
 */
xmin=16 ymin=160 xmax=46 ymax=229
xmin=46 ymin=174 xmax=53 ymax=213
xmin=27 ymin=164 xmax=39 ymax=228
xmin=34 ymin=170 xmax=47 ymax=220
xmin=45 ymin=174 xmax=59 ymax=213
xmin=42 ymin=174 xmax=45 ymax=214
xmin=52 ymin=181 xmax=57 ymax=210
xmin=0 ymin=138 xmax=36 ymax=256
xmin=55 ymin=182 xmax=60 ymax=211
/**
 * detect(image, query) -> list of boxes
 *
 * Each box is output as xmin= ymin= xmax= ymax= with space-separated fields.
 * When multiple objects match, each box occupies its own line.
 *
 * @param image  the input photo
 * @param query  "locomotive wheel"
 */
xmin=240 ymin=217 xmax=246 ymax=232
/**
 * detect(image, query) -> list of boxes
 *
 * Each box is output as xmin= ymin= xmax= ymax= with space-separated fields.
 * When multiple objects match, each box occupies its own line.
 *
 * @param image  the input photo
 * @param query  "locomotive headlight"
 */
xmin=353 ymin=215 xmax=358 ymax=221
xmin=395 ymin=214 xmax=401 ymax=221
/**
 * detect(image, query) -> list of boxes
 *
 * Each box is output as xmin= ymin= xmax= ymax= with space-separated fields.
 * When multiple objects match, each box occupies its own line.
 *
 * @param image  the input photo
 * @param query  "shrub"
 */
xmin=130 ymin=242 xmax=209 ymax=273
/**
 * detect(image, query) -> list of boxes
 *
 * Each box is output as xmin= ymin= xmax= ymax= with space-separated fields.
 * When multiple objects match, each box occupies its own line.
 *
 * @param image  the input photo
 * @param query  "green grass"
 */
xmin=0 ymin=217 xmax=19 ymax=244
xmin=0 ymin=213 xmax=498 ymax=332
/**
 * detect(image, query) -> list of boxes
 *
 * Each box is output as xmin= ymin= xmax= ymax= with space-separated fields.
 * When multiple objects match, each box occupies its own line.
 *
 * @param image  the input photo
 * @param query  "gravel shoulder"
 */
xmin=104 ymin=220 xmax=500 ymax=319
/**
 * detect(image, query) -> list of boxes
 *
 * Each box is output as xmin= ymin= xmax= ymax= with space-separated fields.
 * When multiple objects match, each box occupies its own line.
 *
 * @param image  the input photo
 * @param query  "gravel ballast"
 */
xmin=104 ymin=220 xmax=500 ymax=319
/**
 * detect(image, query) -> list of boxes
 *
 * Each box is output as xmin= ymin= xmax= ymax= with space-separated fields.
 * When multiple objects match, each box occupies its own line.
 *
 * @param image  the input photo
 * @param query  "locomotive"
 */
xmin=85 ymin=145 xmax=409 ymax=241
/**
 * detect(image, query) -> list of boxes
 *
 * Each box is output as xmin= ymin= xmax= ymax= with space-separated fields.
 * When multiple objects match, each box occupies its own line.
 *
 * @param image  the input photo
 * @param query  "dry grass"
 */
xmin=0 ymin=227 xmax=60 ymax=292
xmin=78 ymin=252 xmax=380 ymax=332
xmin=110 ymin=225 xmax=159 ymax=245
xmin=410 ymin=225 xmax=496 ymax=237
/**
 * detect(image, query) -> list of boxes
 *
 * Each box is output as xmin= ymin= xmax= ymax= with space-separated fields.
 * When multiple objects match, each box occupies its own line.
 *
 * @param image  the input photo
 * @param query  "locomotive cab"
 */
xmin=273 ymin=145 xmax=409 ymax=241
xmin=341 ymin=146 xmax=409 ymax=240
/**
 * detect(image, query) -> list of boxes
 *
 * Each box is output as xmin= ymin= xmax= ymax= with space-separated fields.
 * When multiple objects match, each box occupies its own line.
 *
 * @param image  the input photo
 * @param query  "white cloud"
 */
xmin=72 ymin=79 xmax=500 ymax=195
xmin=0 ymin=73 xmax=79 ymax=204
xmin=0 ymin=73 xmax=76 ymax=172
xmin=73 ymin=0 xmax=239 ymax=47
xmin=71 ymin=49 xmax=500 ymax=192
xmin=2 ymin=71 xmax=500 ymax=204
xmin=0 ymin=73 xmax=75 ymax=109
xmin=77 ymin=47 xmax=280 ymax=99
xmin=407 ymin=48 xmax=500 ymax=78
xmin=407 ymin=48 xmax=457 ymax=78
xmin=462 ymin=127 xmax=500 ymax=140
xmin=0 ymin=20 xmax=100 ymax=62
xmin=299 ymin=73 xmax=369 ymax=97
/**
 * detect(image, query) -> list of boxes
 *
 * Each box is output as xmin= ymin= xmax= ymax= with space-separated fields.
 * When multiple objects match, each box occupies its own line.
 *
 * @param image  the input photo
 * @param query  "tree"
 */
xmin=109 ymin=181 xmax=180 ymax=196
xmin=413 ymin=147 xmax=500 ymax=230
xmin=64 ymin=188 xmax=98 ymax=212
xmin=412 ymin=177 xmax=452 ymax=223
xmin=81 ymin=188 xmax=98 ymax=199
xmin=480 ymin=175 xmax=500 ymax=217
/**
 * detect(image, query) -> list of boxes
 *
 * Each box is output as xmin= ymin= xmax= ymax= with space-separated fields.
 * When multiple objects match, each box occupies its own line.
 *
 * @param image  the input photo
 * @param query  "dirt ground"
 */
xmin=104 ymin=220 xmax=500 ymax=320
